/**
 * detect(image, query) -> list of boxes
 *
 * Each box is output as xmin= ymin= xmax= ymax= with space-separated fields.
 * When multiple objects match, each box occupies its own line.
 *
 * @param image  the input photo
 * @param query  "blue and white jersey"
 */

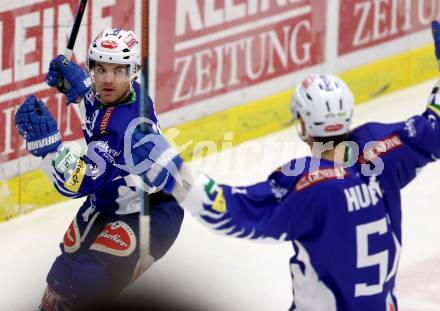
xmin=42 ymin=80 xmax=158 ymax=215
xmin=180 ymin=105 xmax=440 ymax=310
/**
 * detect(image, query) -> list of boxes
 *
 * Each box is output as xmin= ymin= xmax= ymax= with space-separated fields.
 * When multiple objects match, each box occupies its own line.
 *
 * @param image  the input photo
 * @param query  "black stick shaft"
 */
xmin=140 ymin=0 xmax=150 ymax=213
xmin=136 ymin=0 xmax=152 ymax=279
xmin=65 ymin=0 xmax=88 ymax=59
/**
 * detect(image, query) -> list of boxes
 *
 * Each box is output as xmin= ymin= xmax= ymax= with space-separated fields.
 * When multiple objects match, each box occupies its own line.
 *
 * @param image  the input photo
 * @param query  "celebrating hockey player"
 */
xmin=14 ymin=28 xmax=184 ymax=310
xmin=129 ymin=23 xmax=440 ymax=310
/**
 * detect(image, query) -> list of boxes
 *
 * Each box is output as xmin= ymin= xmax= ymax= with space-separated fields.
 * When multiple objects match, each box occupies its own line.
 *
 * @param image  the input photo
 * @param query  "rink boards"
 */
xmin=1 ymin=0 xmax=439 ymax=220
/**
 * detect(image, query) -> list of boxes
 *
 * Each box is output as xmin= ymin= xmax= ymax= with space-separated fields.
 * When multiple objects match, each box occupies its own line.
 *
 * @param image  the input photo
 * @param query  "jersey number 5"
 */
xmin=355 ymin=217 xmax=389 ymax=297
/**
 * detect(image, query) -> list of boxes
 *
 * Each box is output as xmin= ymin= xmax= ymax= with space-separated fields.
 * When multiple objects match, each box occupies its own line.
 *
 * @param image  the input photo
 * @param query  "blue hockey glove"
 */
xmin=15 ymin=95 xmax=61 ymax=157
xmin=432 ymin=20 xmax=440 ymax=69
xmin=46 ymin=55 xmax=91 ymax=103
xmin=131 ymin=129 xmax=183 ymax=193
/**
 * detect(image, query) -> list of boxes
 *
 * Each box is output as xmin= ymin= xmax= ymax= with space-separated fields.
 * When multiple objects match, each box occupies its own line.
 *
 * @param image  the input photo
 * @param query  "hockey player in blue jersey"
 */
xmin=130 ymin=24 xmax=440 ymax=310
xmin=14 ymin=28 xmax=184 ymax=310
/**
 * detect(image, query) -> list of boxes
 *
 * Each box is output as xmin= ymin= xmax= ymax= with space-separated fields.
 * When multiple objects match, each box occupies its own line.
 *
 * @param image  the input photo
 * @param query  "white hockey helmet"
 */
xmin=87 ymin=28 xmax=141 ymax=79
xmin=291 ymin=74 xmax=354 ymax=140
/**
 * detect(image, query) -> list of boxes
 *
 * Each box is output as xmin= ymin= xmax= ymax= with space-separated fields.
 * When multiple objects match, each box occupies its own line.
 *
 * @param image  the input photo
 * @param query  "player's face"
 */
xmin=92 ymin=62 xmax=131 ymax=104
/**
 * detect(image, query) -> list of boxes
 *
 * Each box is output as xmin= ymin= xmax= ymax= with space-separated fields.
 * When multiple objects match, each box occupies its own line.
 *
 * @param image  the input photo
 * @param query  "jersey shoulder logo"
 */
xmin=358 ymin=134 xmax=402 ymax=163
xmin=83 ymin=109 xmax=99 ymax=138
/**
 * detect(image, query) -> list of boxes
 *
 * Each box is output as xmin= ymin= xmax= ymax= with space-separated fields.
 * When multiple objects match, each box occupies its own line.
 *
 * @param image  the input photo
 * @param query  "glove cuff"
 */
xmin=146 ymin=148 xmax=183 ymax=193
xmin=27 ymin=132 xmax=62 ymax=157
xmin=162 ymin=155 xmax=184 ymax=193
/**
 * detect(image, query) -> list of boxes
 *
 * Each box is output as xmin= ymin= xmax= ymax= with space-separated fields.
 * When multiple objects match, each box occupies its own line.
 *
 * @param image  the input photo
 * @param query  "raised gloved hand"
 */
xmin=15 ymin=95 xmax=61 ymax=157
xmin=130 ymin=127 xmax=183 ymax=193
xmin=45 ymin=55 xmax=91 ymax=103
xmin=432 ymin=20 xmax=440 ymax=69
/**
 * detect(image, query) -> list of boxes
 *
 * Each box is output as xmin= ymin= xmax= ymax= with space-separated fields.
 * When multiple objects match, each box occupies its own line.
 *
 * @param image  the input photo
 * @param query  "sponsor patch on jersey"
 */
xmin=95 ymin=140 xmax=121 ymax=164
xmin=83 ymin=110 xmax=99 ymax=138
xmin=324 ymin=124 xmax=343 ymax=132
xmin=358 ymin=135 xmax=402 ymax=163
xmin=212 ymin=188 xmax=226 ymax=213
xmin=64 ymin=159 xmax=86 ymax=193
xmin=99 ymin=106 xmax=115 ymax=134
xmin=202 ymin=177 xmax=227 ymax=213
xmin=63 ymin=218 xmax=81 ymax=253
xmin=269 ymin=179 xmax=288 ymax=201
xmin=404 ymin=118 xmax=417 ymax=137
xmin=203 ymin=178 xmax=218 ymax=200
xmin=90 ymin=221 xmax=136 ymax=257
xmin=101 ymin=40 xmax=118 ymax=49
xmin=295 ymin=167 xmax=347 ymax=191
xmin=52 ymin=145 xmax=78 ymax=175
xmin=124 ymin=33 xmax=137 ymax=49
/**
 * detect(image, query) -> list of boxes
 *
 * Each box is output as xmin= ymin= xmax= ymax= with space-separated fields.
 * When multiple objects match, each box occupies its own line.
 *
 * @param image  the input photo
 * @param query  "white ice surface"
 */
xmin=1 ymin=79 xmax=440 ymax=310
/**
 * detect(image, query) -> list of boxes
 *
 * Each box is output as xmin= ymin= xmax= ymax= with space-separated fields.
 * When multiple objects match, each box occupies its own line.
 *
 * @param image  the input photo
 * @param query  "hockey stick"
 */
xmin=56 ymin=0 xmax=87 ymax=96
xmin=134 ymin=0 xmax=154 ymax=279
xmin=64 ymin=0 xmax=88 ymax=60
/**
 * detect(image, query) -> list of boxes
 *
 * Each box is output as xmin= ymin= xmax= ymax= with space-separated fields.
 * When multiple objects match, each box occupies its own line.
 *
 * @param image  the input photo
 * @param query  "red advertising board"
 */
xmin=0 ymin=0 xmax=135 ymax=163
xmin=154 ymin=0 xmax=326 ymax=113
xmin=339 ymin=0 xmax=439 ymax=55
